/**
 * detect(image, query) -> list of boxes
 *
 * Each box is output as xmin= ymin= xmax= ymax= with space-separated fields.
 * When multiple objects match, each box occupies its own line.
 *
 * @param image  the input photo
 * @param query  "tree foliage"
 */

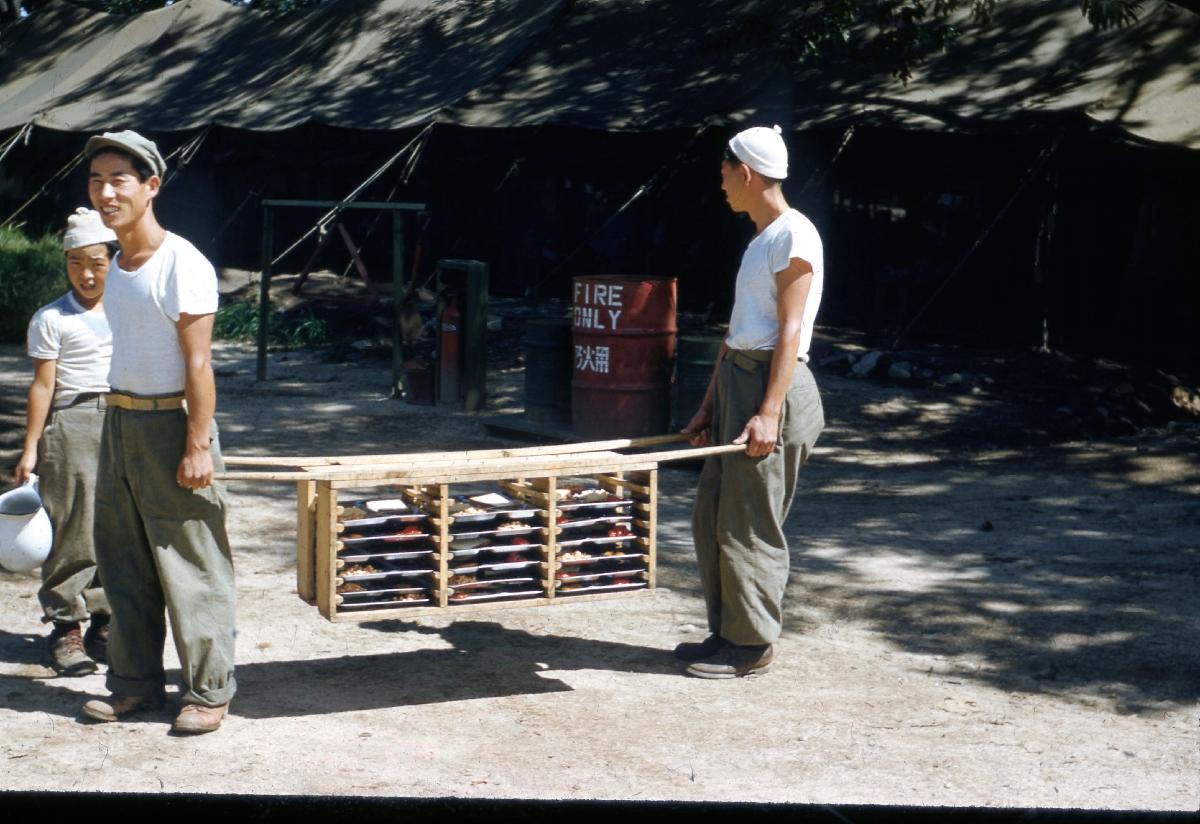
xmin=4 ymin=0 xmax=1151 ymax=81
xmin=710 ymin=0 xmax=1144 ymax=82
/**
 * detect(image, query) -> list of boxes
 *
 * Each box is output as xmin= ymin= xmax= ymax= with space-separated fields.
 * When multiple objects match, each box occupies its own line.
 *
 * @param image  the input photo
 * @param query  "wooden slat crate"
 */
xmin=222 ymin=436 xmax=741 ymax=623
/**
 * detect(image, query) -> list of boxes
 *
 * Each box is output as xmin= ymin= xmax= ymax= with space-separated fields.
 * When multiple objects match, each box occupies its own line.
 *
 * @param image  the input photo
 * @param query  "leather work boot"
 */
xmin=46 ymin=622 xmax=97 ymax=676
xmin=173 ymin=703 xmax=229 ymax=734
xmin=685 ymin=643 xmax=774 ymax=679
xmin=81 ymin=688 xmax=166 ymax=722
xmin=83 ymin=616 xmax=110 ymax=665
xmin=673 ymin=633 xmax=726 ymax=662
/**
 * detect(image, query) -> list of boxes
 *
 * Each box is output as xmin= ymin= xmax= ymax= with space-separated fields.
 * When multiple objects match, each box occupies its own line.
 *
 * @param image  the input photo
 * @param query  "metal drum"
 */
xmin=672 ymin=334 xmax=724 ymax=430
xmin=572 ymin=276 xmax=677 ymax=440
xmin=523 ymin=318 xmax=573 ymax=425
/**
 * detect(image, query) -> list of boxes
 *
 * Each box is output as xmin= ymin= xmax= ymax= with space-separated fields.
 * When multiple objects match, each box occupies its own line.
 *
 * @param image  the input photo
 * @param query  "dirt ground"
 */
xmin=0 ymin=333 xmax=1196 ymax=809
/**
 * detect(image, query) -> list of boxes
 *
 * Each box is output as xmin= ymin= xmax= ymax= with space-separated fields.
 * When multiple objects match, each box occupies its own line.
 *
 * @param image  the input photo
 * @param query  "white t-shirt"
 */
xmin=27 ymin=292 xmax=113 ymax=408
xmin=104 ymin=232 xmax=219 ymax=396
xmin=725 ymin=209 xmax=824 ymax=361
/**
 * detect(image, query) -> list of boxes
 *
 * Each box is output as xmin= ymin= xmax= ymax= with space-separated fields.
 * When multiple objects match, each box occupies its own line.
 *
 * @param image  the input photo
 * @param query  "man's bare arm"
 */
xmin=176 ymin=312 xmax=217 ymax=490
xmin=15 ymin=359 xmax=56 ymax=485
xmin=733 ymin=257 xmax=813 ymax=458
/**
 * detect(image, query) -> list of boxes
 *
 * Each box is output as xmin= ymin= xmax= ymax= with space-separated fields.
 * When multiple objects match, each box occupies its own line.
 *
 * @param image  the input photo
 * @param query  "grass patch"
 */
xmin=0 ymin=227 xmax=67 ymax=343
xmin=213 ymin=298 xmax=327 ymax=349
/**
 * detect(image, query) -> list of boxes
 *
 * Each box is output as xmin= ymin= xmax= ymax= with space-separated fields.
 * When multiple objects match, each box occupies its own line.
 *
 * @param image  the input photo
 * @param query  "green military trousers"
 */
xmin=36 ymin=399 xmax=109 ymax=624
xmin=691 ymin=350 xmax=824 ymax=646
xmin=93 ymin=406 xmax=237 ymax=707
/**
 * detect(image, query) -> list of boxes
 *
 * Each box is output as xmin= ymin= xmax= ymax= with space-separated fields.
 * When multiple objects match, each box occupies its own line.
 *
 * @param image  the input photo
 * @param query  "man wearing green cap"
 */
xmin=77 ymin=131 xmax=236 ymax=734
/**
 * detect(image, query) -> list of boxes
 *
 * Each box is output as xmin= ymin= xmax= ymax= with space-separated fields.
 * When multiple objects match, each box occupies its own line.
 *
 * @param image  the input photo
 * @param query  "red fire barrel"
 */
xmin=572 ymin=276 xmax=677 ymax=440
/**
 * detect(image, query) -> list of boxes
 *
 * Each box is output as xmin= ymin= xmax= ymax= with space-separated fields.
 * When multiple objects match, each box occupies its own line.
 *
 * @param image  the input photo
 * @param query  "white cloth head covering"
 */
xmin=63 ymin=207 xmax=117 ymax=252
xmin=728 ymin=125 xmax=788 ymax=180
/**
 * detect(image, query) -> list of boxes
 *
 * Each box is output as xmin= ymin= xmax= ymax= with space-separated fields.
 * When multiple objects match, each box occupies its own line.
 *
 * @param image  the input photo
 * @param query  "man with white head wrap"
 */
xmin=16 ymin=207 xmax=118 ymax=675
xmin=678 ymin=126 xmax=826 ymax=678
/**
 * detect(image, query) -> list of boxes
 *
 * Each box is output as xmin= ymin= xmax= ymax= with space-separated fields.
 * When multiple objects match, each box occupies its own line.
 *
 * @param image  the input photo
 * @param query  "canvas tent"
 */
xmin=0 ymin=0 xmax=1197 ymax=145
xmin=0 ymin=0 xmax=1197 ymax=361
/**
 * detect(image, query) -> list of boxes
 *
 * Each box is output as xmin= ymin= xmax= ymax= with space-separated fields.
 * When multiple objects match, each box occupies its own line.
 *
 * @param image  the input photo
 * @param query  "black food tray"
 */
xmin=451 ymin=559 xmax=542 ymax=575
xmin=556 ymin=551 xmax=646 ymax=566
xmin=449 ymin=525 xmax=539 ymax=540
xmin=337 ymin=596 xmax=432 ymax=611
xmin=556 ymin=534 xmax=637 ymax=549
xmin=556 ymin=581 xmax=648 ymax=596
xmin=554 ymin=498 xmax=632 ymax=513
xmin=338 ymin=562 xmax=436 ymax=583
xmin=340 ymin=532 xmax=432 ymax=546
xmin=555 ymin=568 xmax=646 ymax=584
xmin=555 ymin=514 xmax=633 ymax=532
xmin=338 ymin=584 xmax=429 ymax=598
xmin=338 ymin=548 xmax=435 ymax=563
xmin=447 ymin=576 xmax=539 ymax=591
xmin=447 ymin=589 xmax=543 ymax=604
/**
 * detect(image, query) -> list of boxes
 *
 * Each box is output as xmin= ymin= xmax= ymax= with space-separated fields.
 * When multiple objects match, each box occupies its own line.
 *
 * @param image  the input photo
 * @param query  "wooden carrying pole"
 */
xmin=214 ymin=441 xmax=744 ymax=483
xmin=222 ymin=433 xmax=694 ymax=468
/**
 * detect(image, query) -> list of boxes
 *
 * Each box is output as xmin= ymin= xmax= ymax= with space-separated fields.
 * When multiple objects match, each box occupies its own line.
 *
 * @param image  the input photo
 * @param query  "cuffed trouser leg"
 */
xmin=37 ymin=402 xmax=108 ymax=624
xmin=94 ymin=407 xmax=236 ymax=707
xmin=689 ymin=357 xmax=824 ymax=646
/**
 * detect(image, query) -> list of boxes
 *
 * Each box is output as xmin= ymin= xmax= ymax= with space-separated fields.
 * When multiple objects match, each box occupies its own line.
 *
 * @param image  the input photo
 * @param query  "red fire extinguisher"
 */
xmin=439 ymin=298 xmax=463 ymax=403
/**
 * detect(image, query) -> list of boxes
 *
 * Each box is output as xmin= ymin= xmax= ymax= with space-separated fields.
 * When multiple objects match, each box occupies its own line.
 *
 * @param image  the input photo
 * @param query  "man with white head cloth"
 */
xmin=679 ymin=126 xmax=825 ymax=678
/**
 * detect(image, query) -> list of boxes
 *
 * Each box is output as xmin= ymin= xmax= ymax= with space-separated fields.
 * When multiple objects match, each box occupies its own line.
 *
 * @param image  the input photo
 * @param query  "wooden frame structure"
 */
xmin=220 ymin=435 xmax=740 ymax=623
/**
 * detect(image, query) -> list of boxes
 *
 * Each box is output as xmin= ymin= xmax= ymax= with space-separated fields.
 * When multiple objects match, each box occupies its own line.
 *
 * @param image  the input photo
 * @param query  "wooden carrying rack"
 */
xmin=219 ymin=435 xmax=741 ymax=623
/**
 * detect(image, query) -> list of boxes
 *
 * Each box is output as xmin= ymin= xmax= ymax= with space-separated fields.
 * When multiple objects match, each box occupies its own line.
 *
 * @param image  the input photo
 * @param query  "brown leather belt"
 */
xmin=104 ymin=393 xmax=186 ymax=411
xmin=724 ymin=349 xmax=774 ymax=371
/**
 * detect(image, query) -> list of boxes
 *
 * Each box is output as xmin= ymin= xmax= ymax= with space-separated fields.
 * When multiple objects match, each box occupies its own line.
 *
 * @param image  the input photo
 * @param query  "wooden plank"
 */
xmin=221 ymin=433 xmax=692 ymax=468
xmin=646 ymin=469 xmax=658 ymax=589
xmin=314 ymin=481 xmax=337 ymax=619
xmin=544 ymin=475 xmax=557 ymax=601
xmin=296 ymin=480 xmax=317 ymax=603
xmin=215 ymin=454 xmax=663 ymax=483
xmin=436 ymin=484 xmax=449 ymax=608
xmin=327 ymin=587 xmax=656 ymax=622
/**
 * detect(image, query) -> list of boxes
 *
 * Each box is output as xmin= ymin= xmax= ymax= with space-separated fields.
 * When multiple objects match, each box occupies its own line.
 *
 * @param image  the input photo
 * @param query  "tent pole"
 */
xmin=257 ymin=205 xmax=275 ymax=381
xmin=392 ymin=211 xmax=407 ymax=399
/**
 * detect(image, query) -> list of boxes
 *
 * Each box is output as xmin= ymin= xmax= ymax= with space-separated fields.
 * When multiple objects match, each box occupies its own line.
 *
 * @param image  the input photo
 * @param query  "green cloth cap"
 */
xmin=84 ymin=130 xmax=166 ymax=179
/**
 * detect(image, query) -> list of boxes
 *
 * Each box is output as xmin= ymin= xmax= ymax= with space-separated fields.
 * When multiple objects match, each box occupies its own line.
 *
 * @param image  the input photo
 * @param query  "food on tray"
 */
xmin=337 ymin=582 xmax=366 ymax=593
xmin=603 ymin=549 xmax=626 ymax=556
xmin=339 ymin=506 xmax=368 ymax=521
xmin=555 ymin=515 xmax=569 ymax=524
xmin=555 ymin=571 xmax=573 ymax=580
xmin=365 ymin=499 xmax=408 ymax=513
xmin=451 ymin=592 xmax=471 ymax=600
xmin=399 ymin=525 xmax=423 ymax=536
xmin=573 ymin=488 xmax=608 ymax=503
xmin=612 ymin=578 xmax=632 ymax=586
xmin=560 ymin=550 xmax=590 ymax=562
xmin=505 ymin=553 xmax=527 ymax=564
xmin=496 ymin=522 xmax=528 ymax=532
xmin=607 ymin=524 xmax=633 ymax=538
xmin=340 ymin=564 xmax=378 ymax=576
xmin=606 ymin=494 xmax=623 ymax=502
xmin=395 ymin=592 xmax=424 ymax=602
xmin=470 ymin=493 xmax=512 ymax=507
xmin=561 ymin=584 xmax=583 ymax=591
xmin=449 ymin=574 xmax=476 ymax=586
xmin=509 ymin=536 xmax=531 ymax=545
xmin=450 ymin=537 xmax=488 ymax=550
xmin=457 ymin=506 xmax=489 ymax=516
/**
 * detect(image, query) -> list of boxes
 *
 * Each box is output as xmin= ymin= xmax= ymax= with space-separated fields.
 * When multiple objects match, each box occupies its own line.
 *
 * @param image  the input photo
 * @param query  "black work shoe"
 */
xmin=674 ymin=633 xmax=726 ymax=662
xmin=46 ymin=622 xmax=97 ymax=676
xmin=685 ymin=643 xmax=773 ymax=679
xmin=83 ymin=616 xmax=110 ymax=665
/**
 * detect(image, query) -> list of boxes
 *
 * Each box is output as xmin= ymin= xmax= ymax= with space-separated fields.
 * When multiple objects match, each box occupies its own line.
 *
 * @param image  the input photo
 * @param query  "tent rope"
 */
xmin=0 ymin=150 xmax=86 ymax=230
xmin=798 ymin=125 xmax=855 ymax=196
xmin=525 ymin=121 xmax=715 ymax=297
xmin=270 ymin=123 xmax=433 ymax=267
xmin=0 ymin=122 xmax=33 ymax=168
xmin=889 ymin=136 xmax=1062 ymax=350
xmin=161 ymin=124 xmax=212 ymax=188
